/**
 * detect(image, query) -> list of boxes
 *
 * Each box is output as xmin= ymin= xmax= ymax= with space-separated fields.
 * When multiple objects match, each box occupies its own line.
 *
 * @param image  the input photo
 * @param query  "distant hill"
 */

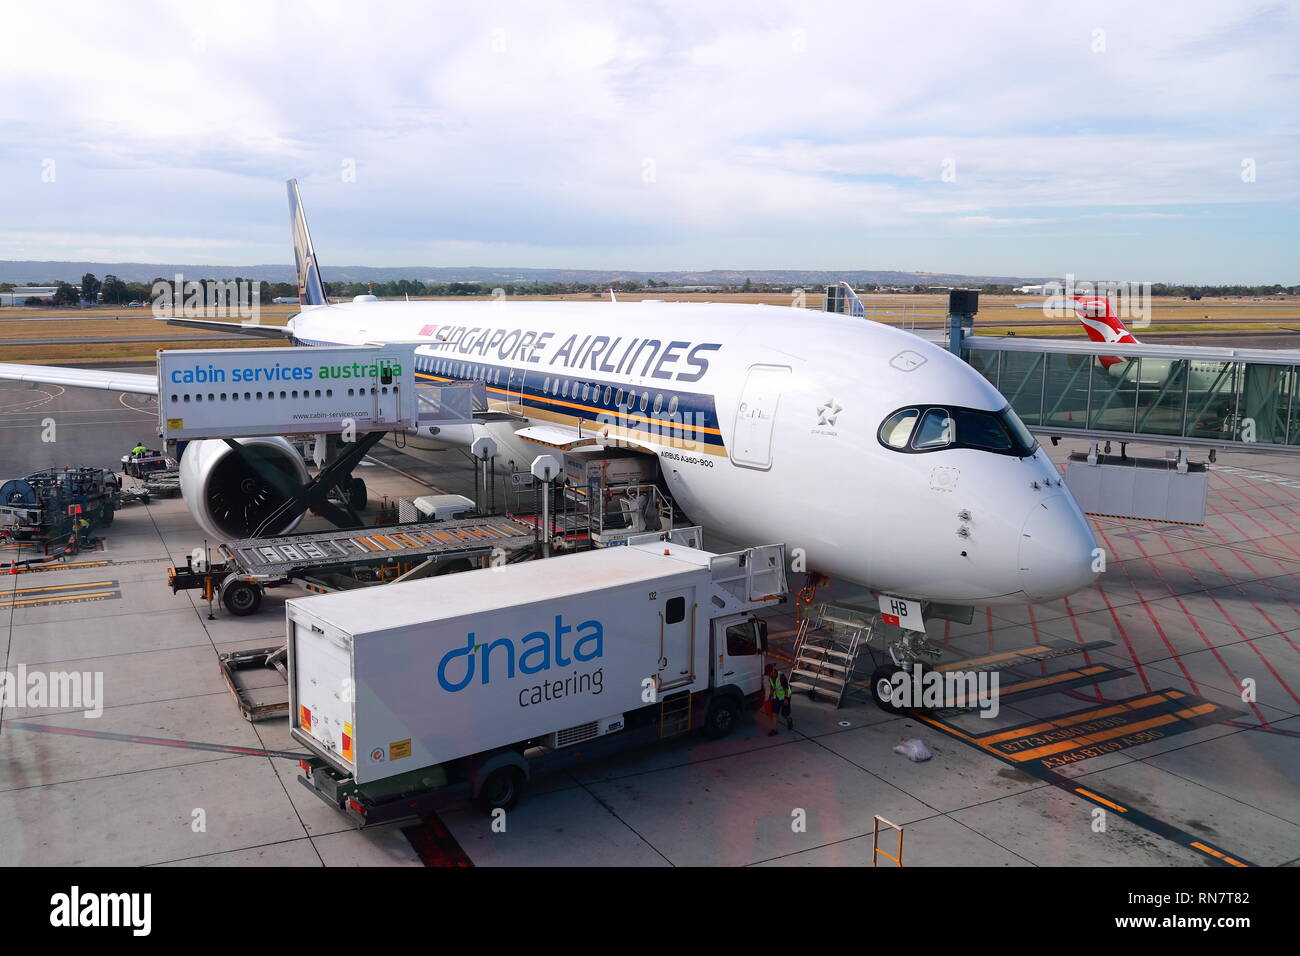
xmin=0 ymin=259 xmax=1047 ymax=287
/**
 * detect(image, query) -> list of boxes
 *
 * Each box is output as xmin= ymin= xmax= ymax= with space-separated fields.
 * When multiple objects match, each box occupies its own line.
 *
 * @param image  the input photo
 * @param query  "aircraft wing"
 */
xmin=165 ymin=317 xmax=293 ymax=338
xmin=0 ymin=363 xmax=157 ymax=395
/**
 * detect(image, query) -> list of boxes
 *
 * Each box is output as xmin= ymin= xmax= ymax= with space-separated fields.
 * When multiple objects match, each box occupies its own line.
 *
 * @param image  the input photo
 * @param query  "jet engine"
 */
xmin=178 ymin=436 xmax=311 ymax=540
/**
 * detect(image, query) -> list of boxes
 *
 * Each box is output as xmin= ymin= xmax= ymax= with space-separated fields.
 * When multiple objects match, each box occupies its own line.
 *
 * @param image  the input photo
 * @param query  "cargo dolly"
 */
xmin=170 ymin=514 xmax=538 ymax=721
xmin=169 ymin=514 xmax=538 ymax=617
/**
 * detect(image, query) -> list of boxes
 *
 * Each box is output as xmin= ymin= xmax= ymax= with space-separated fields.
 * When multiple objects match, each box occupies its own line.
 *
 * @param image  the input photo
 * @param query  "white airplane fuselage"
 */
xmin=287 ymin=299 xmax=1099 ymax=606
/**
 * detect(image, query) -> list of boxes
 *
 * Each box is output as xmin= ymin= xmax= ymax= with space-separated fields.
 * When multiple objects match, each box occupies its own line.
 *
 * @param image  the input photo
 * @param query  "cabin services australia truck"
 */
xmin=289 ymin=532 xmax=787 ymax=825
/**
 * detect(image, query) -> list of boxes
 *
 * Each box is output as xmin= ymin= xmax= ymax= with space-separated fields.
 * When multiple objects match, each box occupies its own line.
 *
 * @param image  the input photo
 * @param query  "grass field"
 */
xmin=1 ymin=293 xmax=1296 ymax=364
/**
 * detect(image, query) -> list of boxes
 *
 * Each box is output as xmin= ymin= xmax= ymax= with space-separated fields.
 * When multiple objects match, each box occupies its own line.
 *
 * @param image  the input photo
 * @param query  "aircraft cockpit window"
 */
xmin=880 ymin=409 xmax=919 ymax=448
xmin=912 ymin=408 xmax=953 ymax=449
xmin=879 ymin=404 xmax=1038 ymax=458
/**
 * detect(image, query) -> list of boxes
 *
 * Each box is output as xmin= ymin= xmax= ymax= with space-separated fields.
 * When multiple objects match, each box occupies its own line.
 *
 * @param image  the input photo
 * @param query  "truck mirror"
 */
xmin=756 ymin=619 xmax=768 ymax=650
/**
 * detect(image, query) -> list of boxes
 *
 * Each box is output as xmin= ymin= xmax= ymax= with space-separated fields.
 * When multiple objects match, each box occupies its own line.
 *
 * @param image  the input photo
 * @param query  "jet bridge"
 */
xmin=962 ymin=336 xmax=1300 ymax=452
xmin=960 ymin=335 xmax=1300 ymax=524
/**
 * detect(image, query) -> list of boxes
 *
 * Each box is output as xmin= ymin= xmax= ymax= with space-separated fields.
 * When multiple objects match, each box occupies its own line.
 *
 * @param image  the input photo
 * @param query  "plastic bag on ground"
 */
xmin=893 ymin=738 xmax=932 ymax=762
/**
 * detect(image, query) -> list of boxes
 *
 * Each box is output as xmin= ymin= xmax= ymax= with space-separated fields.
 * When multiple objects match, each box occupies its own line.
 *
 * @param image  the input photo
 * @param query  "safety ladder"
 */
xmin=659 ymin=690 xmax=692 ymax=738
xmin=788 ymin=604 xmax=876 ymax=709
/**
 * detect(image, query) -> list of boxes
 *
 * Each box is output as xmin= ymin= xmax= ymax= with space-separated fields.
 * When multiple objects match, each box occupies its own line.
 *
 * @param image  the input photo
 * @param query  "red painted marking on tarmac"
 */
xmin=1151 ymin=530 xmax=1284 ymax=723
xmin=1121 ymin=533 xmax=1212 ymax=695
xmin=1061 ymin=594 xmax=1105 ymax=700
xmin=1169 ymin=530 xmax=1299 ymax=707
xmin=403 ymin=813 xmax=474 ymax=867
xmin=1090 ymin=524 xmax=1152 ymax=692
xmin=1195 ymin=502 xmax=1300 ymax=657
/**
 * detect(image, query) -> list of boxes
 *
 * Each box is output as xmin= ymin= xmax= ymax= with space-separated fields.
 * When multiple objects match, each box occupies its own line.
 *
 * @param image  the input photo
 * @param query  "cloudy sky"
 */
xmin=1 ymin=0 xmax=1296 ymax=282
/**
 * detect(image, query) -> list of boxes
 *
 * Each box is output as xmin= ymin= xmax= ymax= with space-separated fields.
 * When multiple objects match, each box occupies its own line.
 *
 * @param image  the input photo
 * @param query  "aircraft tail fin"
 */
xmin=1072 ymin=295 xmax=1136 ymax=369
xmin=287 ymin=179 xmax=328 ymax=306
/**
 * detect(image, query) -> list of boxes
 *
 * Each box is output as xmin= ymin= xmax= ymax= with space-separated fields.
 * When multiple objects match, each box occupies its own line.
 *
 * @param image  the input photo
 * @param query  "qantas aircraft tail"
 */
xmin=1072 ymin=296 xmax=1137 ymax=369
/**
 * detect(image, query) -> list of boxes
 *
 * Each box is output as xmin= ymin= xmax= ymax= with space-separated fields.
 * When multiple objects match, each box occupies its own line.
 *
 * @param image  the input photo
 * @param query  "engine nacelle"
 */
xmin=179 ymin=436 xmax=310 ymax=540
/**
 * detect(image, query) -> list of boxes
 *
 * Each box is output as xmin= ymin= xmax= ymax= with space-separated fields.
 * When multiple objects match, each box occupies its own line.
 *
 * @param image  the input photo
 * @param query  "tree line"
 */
xmin=2 ymin=274 xmax=1296 ymax=307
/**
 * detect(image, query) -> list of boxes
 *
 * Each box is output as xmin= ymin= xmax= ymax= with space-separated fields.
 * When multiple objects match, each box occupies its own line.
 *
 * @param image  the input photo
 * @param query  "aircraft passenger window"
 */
xmin=562 ymin=380 xmax=571 ymax=398
xmin=665 ymin=596 xmax=686 ymax=624
xmin=880 ymin=409 xmax=919 ymax=449
xmin=581 ymin=384 xmax=590 ymax=401
xmin=183 ymin=394 xmax=190 ymax=402
xmin=668 ymin=395 xmax=678 ymax=415
xmin=616 ymin=389 xmax=625 ymax=407
xmin=912 ymin=408 xmax=953 ymax=449
xmin=639 ymin=392 xmax=649 ymax=412
xmin=543 ymin=377 xmax=551 ymax=393
xmin=603 ymin=387 xmax=612 ymax=405
xmin=221 ymin=393 xmax=228 ymax=401
xmin=653 ymin=394 xmax=663 ymax=414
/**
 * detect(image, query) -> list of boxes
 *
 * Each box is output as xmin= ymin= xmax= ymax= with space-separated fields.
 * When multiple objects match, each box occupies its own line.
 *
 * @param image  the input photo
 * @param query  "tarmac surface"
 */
xmin=0 ymin=374 xmax=1297 ymax=866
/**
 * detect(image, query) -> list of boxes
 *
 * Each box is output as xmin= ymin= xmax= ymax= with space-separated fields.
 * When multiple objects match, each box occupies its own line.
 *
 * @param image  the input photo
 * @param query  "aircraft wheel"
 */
xmin=871 ymin=665 xmax=908 ymax=713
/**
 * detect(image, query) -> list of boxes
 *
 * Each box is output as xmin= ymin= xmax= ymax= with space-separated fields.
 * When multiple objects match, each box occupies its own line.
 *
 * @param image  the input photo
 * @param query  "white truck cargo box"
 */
xmin=288 ymin=541 xmax=763 ymax=785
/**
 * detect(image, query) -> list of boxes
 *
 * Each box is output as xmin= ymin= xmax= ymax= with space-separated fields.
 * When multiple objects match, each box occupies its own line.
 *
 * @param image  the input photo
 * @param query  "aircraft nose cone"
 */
xmin=1019 ymin=493 xmax=1099 ymax=602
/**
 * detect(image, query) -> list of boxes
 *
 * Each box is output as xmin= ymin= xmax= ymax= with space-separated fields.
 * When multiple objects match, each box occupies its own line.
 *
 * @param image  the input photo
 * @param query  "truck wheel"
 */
xmin=478 ymin=766 xmax=524 ymax=814
xmin=347 ymin=477 xmax=368 ymax=511
xmin=702 ymin=695 xmax=740 ymax=739
xmin=871 ymin=665 xmax=908 ymax=713
xmin=220 ymin=577 xmax=263 ymax=616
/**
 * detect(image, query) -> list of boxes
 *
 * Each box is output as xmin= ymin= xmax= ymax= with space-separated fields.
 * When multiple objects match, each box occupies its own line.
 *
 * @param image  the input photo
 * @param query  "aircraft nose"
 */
xmin=1019 ymin=493 xmax=1099 ymax=601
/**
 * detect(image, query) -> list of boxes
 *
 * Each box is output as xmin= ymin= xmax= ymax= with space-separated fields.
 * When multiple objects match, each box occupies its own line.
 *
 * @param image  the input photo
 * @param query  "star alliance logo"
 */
xmin=817 ymin=399 xmax=841 ymax=426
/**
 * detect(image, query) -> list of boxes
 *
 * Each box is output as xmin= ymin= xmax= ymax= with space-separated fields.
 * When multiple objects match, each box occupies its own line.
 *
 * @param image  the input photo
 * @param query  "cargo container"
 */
xmin=288 ymin=533 xmax=786 ymax=824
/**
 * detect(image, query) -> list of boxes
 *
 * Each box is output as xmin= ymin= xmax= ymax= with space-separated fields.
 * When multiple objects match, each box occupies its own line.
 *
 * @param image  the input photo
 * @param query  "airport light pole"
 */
xmin=947 ymin=289 xmax=980 ymax=357
xmin=531 ymin=454 xmax=560 ymax=557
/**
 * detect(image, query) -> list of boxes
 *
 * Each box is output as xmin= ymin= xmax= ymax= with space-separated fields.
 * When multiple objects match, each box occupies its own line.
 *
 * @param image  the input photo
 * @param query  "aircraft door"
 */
xmin=730 ymin=364 xmax=790 ymax=470
xmin=657 ymin=587 xmax=696 ymax=692
xmin=373 ymin=354 xmax=400 ymax=426
xmin=507 ymin=367 xmax=527 ymax=416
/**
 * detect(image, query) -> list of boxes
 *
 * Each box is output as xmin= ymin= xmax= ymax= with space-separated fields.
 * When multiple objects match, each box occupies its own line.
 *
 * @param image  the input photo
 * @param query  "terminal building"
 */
xmin=0 ymin=285 xmax=57 ymax=305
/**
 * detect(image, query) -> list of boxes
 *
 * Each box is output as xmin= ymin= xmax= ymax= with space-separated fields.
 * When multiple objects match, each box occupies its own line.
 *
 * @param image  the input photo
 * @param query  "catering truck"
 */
xmin=289 ymin=531 xmax=786 ymax=825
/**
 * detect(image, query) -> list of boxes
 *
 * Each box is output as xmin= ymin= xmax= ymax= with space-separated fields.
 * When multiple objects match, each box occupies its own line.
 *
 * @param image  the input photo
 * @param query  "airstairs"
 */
xmin=788 ymin=603 xmax=876 ymax=708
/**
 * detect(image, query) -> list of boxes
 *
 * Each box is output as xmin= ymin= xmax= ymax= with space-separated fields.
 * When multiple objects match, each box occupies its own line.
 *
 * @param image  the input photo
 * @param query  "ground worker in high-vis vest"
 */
xmin=766 ymin=664 xmax=793 ymax=735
